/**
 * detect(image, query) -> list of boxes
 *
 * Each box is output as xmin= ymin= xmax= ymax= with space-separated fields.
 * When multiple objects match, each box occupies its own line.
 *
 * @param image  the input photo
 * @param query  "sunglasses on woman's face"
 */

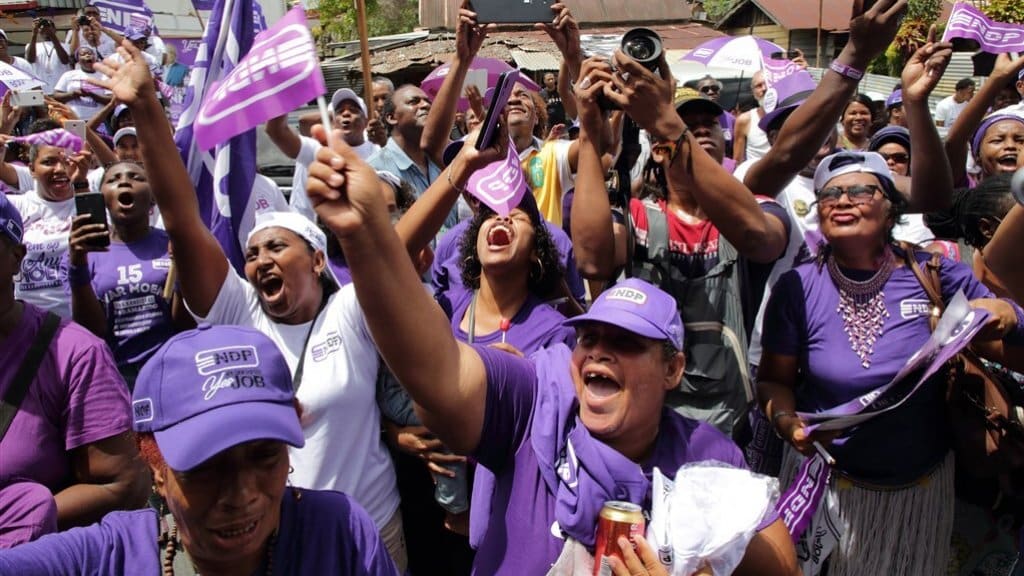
xmin=878 ymin=151 xmax=909 ymax=164
xmin=815 ymin=184 xmax=883 ymax=209
xmin=699 ymin=85 xmax=720 ymax=94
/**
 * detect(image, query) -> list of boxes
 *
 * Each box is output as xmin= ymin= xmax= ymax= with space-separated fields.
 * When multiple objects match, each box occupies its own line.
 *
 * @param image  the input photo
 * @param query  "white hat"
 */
xmin=113 ymin=127 xmax=137 ymax=146
xmin=247 ymin=210 xmax=327 ymax=253
xmin=813 ymin=151 xmax=895 ymax=196
xmin=329 ymin=88 xmax=367 ymax=118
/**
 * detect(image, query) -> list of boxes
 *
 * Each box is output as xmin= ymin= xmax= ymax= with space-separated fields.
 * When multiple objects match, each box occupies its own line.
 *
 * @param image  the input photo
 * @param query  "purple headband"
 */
xmin=971 ymin=114 xmax=1024 ymax=158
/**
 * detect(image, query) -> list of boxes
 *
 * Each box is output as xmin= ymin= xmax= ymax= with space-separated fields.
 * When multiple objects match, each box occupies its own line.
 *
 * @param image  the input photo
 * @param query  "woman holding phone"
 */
xmin=65 ymin=160 xmax=191 ymax=389
xmin=8 ymin=130 xmax=92 ymax=318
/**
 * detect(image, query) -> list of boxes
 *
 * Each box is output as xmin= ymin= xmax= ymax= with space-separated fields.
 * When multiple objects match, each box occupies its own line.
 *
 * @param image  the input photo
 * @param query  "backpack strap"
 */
xmin=899 ymin=242 xmax=943 ymax=330
xmin=0 ymin=311 xmax=61 ymax=443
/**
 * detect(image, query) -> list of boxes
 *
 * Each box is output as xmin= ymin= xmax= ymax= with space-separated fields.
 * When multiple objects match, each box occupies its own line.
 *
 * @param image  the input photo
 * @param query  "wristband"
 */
xmin=652 ymin=126 xmax=690 ymax=165
xmin=829 ymin=60 xmax=864 ymax=81
xmin=68 ymin=264 xmax=91 ymax=288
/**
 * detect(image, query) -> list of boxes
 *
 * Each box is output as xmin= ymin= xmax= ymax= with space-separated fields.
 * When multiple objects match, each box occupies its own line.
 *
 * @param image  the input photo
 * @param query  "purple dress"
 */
xmin=0 ymin=488 xmax=399 ymax=575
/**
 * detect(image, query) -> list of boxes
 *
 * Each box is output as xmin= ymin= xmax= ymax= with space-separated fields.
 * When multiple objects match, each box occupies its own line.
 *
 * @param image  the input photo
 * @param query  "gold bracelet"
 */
xmin=446 ymin=165 xmax=466 ymax=194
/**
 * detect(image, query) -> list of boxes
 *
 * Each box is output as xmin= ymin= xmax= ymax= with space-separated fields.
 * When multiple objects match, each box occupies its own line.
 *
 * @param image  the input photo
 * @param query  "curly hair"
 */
xmin=458 ymin=206 xmax=564 ymax=300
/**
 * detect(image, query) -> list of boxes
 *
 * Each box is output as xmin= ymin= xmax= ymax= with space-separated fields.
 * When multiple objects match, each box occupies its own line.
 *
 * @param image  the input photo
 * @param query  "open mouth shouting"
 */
xmin=258 ymin=274 xmax=285 ymax=304
xmin=485 ymin=221 xmax=514 ymax=250
xmin=209 ymin=517 xmax=261 ymax=549
xmin=582 ymin=366 xmax=623 ymax=406
xmin=995 ymin=152 xmax=1019 ymax=172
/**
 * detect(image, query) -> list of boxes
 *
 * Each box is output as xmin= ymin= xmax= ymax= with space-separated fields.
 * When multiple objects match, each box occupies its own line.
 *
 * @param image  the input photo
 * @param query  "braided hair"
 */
xmin=925 ymin=174 xmax=1015 ymax=247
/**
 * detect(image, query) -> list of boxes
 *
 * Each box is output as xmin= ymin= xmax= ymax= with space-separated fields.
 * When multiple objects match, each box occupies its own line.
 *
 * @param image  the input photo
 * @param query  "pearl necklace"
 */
xmin=826 ymin=246 xmax=896 ymax=369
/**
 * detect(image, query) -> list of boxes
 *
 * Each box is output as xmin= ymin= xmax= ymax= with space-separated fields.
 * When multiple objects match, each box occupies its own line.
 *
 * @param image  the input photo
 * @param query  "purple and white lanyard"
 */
xmin=777 ymin=291 xmax=990 ymax=543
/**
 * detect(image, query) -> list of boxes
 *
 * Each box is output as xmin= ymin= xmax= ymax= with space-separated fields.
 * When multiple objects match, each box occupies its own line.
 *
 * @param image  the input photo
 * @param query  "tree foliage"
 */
xmin=316 ymin=0 xmax=418 ymax=46
xmin=703 ymin=0 xmax=739 ymax=23
xmin=983 ymin=0 xmax=1024 ymax=24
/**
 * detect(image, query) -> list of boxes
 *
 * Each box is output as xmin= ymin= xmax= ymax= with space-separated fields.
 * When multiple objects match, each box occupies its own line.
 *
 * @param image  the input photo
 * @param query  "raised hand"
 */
xmin=455 ymin=1 xmax=492 ymax=63
xmin=604 ymin=50 xmax=679 ymax=141
xmin=90 ymin=41 xmax=155 ymax=105
xmin=845 ymin=0 xmax=909 ymax=70
xmin=464 ymin=84 xmax=485 ymax=123
xmin=537 ymin=3 xmax=581 ymax=68
xmin=900 ymin=26 xmax=951 ymax=103
xmin=68 ymin=148 xmax=94 ymax=183
xmin=990 ymin=51 xmax=1024 ymax=83
xmin=574 ymin=57 xmax=614 ymax=137
xmin=68 ymin=214 xmax=109 ymax=263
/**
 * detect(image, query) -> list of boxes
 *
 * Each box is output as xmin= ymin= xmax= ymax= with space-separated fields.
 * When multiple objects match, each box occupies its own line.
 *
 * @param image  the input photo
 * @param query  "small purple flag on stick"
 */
xmin=14 ymin=129 xmax=83 ymax=153
xmin=193 ymin=6 xmax=326 ymax=151
xmin=941 ymin=3 xmax=1024 ymax=53
xmin=465 ymin=142 xmax=527 ymax=217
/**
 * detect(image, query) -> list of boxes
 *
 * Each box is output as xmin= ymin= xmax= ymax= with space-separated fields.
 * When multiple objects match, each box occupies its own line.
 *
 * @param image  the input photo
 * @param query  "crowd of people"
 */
xmin=0 ymin=0 xmax=1023 ymax=574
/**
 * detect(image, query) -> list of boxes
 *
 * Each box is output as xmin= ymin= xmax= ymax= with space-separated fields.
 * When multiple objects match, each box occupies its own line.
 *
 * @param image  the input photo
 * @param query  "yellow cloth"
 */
xmin=522 ymin=142 xmax=565 ymax=226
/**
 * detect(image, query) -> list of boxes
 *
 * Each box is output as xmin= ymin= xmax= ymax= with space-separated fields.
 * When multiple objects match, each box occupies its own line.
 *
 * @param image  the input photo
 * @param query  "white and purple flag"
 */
xmin=174 ymin=0 xmax=260 ymax=273
xmin=941 ymin=2 xmax=1024 ymax=53
xmin=90 ymin=0 xmax=156 ymax=35
xmin=193 ymin=6 xmax=325 ymax=151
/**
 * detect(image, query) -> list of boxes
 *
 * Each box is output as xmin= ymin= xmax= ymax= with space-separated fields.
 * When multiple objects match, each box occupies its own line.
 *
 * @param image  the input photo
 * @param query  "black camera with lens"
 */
xmin=599 ymin=27 xmax=664 ymax=111
xmin=77 ymin=15 xmax=91 ymax=26
xmin=37 ymin=18 xmax=53 ymax=28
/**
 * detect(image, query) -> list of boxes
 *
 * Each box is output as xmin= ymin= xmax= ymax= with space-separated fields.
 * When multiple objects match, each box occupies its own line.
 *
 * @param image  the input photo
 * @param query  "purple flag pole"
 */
xmin=174 ymin=0 xmax=257 ymax=274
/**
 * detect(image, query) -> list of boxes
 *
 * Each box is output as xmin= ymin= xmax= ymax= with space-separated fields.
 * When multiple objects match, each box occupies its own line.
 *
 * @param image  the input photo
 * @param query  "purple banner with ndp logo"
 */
xmin=193 ymin=5 xmax=324 ymax=150
xmin=89 ymin=0 xmax=155 ymax=35
xmin=941 ymin=2 xmax=1024 ymax=53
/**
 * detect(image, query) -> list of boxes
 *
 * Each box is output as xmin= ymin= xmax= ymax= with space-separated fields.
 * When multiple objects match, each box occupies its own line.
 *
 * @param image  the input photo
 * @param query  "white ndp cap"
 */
xmin=246 ymin=210 xmax=327 ymax=254
xmin=329 ymin=88 xmax=368 ymax=117
xmin=812 ymin=151 xmax=895 ymax=194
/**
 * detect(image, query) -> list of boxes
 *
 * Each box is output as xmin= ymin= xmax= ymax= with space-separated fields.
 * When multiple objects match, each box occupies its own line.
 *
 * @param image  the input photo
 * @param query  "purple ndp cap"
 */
xmin=813 ymin=150 xmax=895 ymax=195
xmin=758 ymin=69 xmax=817 ymax=133
xmin=885 ymin=89 xmax=903 ymax=109
xmin=564 ymin=278 xmax=684 ymax=350
xmin=0 ymin=192 xmax=24 ymax=245
xmin=132 ymin=324 xmax=305 ymax=471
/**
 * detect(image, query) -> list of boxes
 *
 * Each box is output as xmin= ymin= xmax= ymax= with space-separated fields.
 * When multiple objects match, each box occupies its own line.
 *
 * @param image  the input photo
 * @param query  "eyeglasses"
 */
xmin=878 ymin=152 xmax=909 ymax=164
xmin=815 ymin=184 xmax=883 ymax=209
xmin=699 ymin=85 xmax=720 ymax=94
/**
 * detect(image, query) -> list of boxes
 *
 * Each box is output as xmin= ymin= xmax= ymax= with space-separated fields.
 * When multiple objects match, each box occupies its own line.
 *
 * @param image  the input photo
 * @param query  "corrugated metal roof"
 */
xmin=510 ymin=49 xmax=560 ymax=71
xmin=718 ymin=0 xmax=955 ymax=32
xmin=421 ymin=0 xmax=691 ymax=30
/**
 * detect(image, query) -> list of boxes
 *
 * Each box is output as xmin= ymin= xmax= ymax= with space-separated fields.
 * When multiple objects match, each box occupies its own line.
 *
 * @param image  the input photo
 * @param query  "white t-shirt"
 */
xmin=53 ymin=68 xmax=110 ymax=121
xmin=192 ymin=273 xmax=400 ymax=530
xmin=934 ymin=95 xmax=968 ymax=134
xmin=144 ymin=35 xmax=166 ymax=67
xmin=9 ymin=189 xmax=74 ymax=318
xmin=2 ymin=163 xmax=35 ymax=194
xmin=742 ymin=108 xmax=771 ymax=161
xmin=64 ymin=30 xmax=117 ymax=59
xmin=28 ymin=42 xmax=71 ymax=94
xmin=289 ymin=136 xmax=379 ymax=222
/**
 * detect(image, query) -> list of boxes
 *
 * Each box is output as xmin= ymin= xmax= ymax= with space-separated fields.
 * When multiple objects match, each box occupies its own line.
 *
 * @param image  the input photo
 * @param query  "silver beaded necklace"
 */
xmin=826 ymin=246 xmax=896 ymax=368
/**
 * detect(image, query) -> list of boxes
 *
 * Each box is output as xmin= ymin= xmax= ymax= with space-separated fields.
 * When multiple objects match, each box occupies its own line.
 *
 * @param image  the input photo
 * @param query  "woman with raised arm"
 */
xmin=91 ymin=40 xmax=407 ymax=572
xmin=306 ymin=47 xmax=800 ymax=575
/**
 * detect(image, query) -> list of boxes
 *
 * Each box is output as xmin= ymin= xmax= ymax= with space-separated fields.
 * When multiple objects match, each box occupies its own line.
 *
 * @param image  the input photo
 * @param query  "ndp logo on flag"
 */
xmin=197 ymin=27 xmax=317 ymax=126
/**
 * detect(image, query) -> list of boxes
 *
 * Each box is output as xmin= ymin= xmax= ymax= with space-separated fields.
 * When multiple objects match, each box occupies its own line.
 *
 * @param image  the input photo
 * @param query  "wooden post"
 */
xmin=816 ymin=0 xmax=823 ymax=68
xmin=355 ymin=0 xmax=374 ymax=116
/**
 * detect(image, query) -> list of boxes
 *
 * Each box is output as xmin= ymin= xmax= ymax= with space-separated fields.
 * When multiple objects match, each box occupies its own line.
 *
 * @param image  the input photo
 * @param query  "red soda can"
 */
xmin=593 ymin=501 xmax=645 ymax=576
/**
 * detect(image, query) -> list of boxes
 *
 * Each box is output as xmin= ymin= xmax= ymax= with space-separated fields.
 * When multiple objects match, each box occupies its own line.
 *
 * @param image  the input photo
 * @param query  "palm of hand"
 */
xmin=100 ymin=59 xmax=151 ymax=105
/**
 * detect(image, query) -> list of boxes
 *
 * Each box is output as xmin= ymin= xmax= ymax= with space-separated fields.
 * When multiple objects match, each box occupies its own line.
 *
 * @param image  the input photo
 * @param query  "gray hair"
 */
xmin=372 ymin=76 xmax=395 ymax=93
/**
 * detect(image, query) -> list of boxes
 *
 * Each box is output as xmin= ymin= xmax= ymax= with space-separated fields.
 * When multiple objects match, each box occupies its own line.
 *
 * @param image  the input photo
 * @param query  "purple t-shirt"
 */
xmin=0 ymin=488 xmax=399 ymax=575
xmin=470 ymin=345 xmax=757 ymax=575
xmin=446 ymin=288 xmax=576 ymax=352
xmin=0 ymin=304 xmax=129 ymax=491
xmin=762 ymin=248 xmax=1019 ymax=484
xmin=430 ymin=219 xmax=586 ymax=310
xmin=74 ymin=230 xmax=175 ymax=368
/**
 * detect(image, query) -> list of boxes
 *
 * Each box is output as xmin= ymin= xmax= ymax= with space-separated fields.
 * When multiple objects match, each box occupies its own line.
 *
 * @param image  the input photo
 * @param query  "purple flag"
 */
xmin=193 ymin=6 xmax=325 ymax=151
xmin=90 ymin=0 xmax=157 ymax=35
xmin=465 ymin=143 xmax=528 ymax=217
xmin=941 ymin=2 xmax=1024 ymax=52
xmin=174 ymin=0 xmax=259 ymax=273
xmin=14 ymin=129 xmax=83 ymax=153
